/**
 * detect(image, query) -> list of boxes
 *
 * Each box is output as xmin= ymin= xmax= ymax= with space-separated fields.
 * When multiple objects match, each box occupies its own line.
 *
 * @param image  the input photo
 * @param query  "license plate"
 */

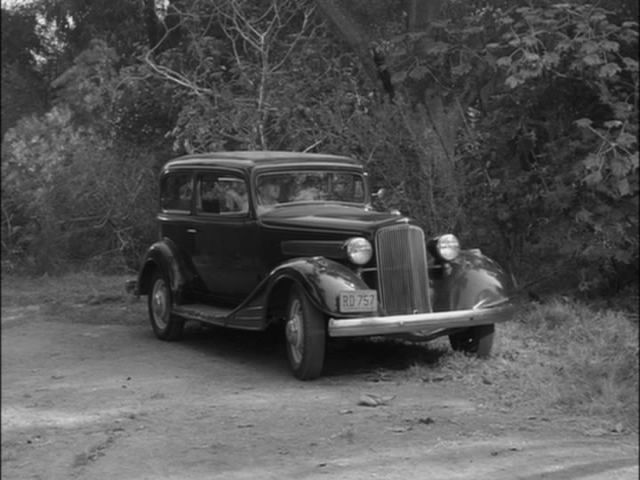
xmin=339 ymin=290 xmax=378 ymax=313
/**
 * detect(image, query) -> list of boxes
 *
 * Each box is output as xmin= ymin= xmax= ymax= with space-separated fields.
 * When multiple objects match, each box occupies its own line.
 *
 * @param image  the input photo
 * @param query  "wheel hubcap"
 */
xmin=286 ymin=299 xmax=304 ymax=365
xmin=152 ymin=279 xmax=169 ymax=329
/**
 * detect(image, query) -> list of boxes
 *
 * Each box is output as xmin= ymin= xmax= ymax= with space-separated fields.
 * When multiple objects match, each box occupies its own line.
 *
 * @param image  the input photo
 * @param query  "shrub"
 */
xmin=1 ymin=107 xmax=158 ymax=274
xmin=432 ymin=299 xmax=639 ymax=429
xmin=524 ymin=300 xmax=639 ymax=422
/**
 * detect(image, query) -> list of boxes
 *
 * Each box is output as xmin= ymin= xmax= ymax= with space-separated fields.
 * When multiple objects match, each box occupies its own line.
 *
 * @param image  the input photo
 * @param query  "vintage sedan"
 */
xmin=127 ymin=151 xmax=514 ymax=379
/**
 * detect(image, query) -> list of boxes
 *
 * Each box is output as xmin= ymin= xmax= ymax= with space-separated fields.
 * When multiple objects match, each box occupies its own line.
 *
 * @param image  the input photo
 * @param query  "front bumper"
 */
xmin=328 ymin=301 xmax=514 ymax=337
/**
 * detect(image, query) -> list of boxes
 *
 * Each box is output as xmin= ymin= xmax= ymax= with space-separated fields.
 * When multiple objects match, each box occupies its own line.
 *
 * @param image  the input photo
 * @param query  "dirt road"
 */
xmin=1 ymin=295 xmax=637 ymax=479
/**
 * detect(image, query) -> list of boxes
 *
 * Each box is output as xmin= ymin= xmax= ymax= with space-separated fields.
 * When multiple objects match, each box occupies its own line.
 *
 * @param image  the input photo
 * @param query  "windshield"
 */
xmin=255 ymin=170 xmax=365 ymax=212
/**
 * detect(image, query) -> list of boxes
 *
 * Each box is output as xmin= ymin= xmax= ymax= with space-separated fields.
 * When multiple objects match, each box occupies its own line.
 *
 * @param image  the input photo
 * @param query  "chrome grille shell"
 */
xmin=375 ymin=224 xmax=431 ymax=315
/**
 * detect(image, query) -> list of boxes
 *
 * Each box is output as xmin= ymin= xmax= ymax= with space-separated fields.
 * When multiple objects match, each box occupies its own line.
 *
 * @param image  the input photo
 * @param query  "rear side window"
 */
xmin=160 ymin=173 xmax=193 ymax=212
xmin=196 ymin=173 xmax=248 ymax=215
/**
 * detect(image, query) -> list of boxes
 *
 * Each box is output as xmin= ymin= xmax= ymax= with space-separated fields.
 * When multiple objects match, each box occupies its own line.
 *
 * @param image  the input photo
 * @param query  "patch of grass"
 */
xmin=1 ymin=271 xmax=133 ymax=308
xmin=409 ymin=299 xmax=639 ymax=430
xmin=1 ymin=272 xmax=146 ymax=326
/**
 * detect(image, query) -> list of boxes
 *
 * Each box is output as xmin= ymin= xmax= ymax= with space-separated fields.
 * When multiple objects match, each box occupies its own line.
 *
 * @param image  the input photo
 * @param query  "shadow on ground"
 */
xmin=178 ymin=323 xmax=449 ymax=379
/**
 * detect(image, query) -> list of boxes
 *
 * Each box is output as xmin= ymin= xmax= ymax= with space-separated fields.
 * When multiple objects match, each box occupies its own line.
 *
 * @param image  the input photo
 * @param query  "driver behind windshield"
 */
xmin=294 ymin=175 xmax=324 ymax=201
xmin=331 ymin=175 xmax=351 ymax=201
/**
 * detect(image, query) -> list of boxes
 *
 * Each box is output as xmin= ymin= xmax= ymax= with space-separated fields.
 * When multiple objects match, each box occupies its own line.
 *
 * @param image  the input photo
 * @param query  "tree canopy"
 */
xmin=1 ymin=0 xmax=637 ymax=299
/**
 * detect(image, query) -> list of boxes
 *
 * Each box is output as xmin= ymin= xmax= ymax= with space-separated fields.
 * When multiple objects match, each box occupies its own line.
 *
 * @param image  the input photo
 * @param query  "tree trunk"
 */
xmin=143 ymin=0 xmax=161 ymax=48
xmin=314 ymin=0 xmax=464 ymax=230
xmin=406 ymin=0 xmax=444 ymax=32
xmin=314 ymin=0 xmax=378 ymax=86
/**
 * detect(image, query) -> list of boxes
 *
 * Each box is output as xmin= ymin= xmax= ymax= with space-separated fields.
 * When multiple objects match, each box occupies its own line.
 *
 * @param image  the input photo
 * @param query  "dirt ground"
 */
xmin=2 ymin=287 xmax=638 ymax=480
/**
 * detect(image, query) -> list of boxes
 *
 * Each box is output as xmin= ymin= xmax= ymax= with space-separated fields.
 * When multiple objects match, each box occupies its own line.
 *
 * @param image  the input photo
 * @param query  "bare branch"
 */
xmin=271 ymin=5 xmax=316 ymax=72
xmin=142 ymin=0 xmax=215 ymax=97
xmin=303 ymin=139 xmax=324 ymax=152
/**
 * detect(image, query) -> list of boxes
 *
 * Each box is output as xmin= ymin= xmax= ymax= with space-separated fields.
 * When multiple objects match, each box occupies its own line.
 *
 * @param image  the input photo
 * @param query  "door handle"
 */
xmin=187 ymin=228 xmax=198 ymax=234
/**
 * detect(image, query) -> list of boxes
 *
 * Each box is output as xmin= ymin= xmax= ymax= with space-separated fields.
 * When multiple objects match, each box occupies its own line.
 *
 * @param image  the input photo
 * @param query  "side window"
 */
xmin=160 ymin=173 xmax=193 ymax=212
xmin=196 ymin=173 xmax=248 ymax=215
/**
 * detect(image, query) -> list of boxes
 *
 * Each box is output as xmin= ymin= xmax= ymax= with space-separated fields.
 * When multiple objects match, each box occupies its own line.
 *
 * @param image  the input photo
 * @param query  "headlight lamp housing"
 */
xmin=344 ymin=237 xmax=373 ymax=265
xmin=428 ymin=234 xmax=460 ymax=262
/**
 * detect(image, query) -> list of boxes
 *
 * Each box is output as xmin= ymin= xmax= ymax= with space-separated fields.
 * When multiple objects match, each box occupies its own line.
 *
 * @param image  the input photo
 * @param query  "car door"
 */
xmin=158 ymin=169 xmax=195 ymax=257
xmin=189 ymin=169 xmax=260 ymax=306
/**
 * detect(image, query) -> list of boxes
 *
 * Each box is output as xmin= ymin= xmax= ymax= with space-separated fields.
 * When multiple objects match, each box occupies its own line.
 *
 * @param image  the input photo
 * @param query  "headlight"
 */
xmin=344 ymin=237 xmax=372 ymax=265
xmin=430 ymin=234 xmax=460 ymax=261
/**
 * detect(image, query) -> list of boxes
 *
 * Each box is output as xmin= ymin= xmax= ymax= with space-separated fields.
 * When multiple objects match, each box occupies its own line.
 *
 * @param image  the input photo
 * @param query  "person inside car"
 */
xmin=257 ymin=177 xmax=281 ymax=212
xmin=331 ymin=175 xmax=351 ymax=201
xmin=200 ymin=181 xmax=221 ymax=213
xmin=294 ymin=175 xmax=324 ymax=201
xmin=223 ymin=182 xmax=248 ymax=213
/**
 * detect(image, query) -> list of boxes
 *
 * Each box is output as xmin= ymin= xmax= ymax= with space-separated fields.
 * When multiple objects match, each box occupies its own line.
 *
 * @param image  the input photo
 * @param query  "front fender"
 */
xmin=136 ymin=238 xmax=196 ymax=303
xmin=444 ymin=250 xmax=513 ymax=311
xmin=267 ymin=257 xmax=369 ymax=316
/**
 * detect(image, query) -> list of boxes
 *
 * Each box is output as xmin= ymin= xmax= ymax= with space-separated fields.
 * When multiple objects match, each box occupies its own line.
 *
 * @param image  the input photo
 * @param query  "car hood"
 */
xmin=258 ymin=203 xmax=411 ymax=235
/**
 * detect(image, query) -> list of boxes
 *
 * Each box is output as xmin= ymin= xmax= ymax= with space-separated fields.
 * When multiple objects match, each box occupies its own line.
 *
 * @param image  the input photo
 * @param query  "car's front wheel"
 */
xmin=449 ymin=324 xmax=495 ymax=358
xmin=148 ymin=269 xmax=184 ymax=341
xmin=284 ymin=285 xmax=326 ymax=380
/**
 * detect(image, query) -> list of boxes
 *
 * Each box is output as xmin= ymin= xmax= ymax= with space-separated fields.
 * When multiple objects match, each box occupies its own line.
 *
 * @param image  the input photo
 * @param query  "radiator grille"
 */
xmin=375 ymin=224 xmax=431 ymax=315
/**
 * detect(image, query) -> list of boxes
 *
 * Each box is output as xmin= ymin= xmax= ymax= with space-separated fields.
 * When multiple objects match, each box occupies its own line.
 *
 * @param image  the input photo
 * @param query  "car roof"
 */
xmin=163 ymin=151 xmax=362 ymax=172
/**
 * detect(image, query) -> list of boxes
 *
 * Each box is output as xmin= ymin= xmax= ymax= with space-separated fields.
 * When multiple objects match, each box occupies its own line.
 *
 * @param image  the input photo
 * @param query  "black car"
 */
xmin=127 ymin=151 xmax=514 ymax=379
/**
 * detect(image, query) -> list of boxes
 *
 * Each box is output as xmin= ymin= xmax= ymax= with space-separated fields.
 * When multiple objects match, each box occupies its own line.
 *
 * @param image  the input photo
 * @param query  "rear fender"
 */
xmin=136 ymin=238 xmax=195 ymax=303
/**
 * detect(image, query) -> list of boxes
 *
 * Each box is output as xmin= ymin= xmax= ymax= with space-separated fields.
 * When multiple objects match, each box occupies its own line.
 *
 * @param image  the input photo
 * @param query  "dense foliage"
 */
xmin=385 ymin=1 xmax=639 ymax=294
xmin=1 ymin=0 xmax=637 ymax=301
xmin=1 ymin=5 xmax=49 ymax=135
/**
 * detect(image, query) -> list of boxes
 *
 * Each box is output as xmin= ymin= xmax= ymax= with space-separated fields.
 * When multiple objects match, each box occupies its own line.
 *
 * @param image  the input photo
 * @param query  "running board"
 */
xmin=173 ymin=304 xmax=233 ymax=327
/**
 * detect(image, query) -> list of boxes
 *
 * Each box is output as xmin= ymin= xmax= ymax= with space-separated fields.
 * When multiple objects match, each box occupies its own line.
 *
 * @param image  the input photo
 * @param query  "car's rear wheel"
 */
xmin=148 ymin=269 xmax=184 ymax=341
xmin=285 ymin=285 xmax=326 ymax=380
xmin=449 ymin=324 xmax=495 ymax=358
